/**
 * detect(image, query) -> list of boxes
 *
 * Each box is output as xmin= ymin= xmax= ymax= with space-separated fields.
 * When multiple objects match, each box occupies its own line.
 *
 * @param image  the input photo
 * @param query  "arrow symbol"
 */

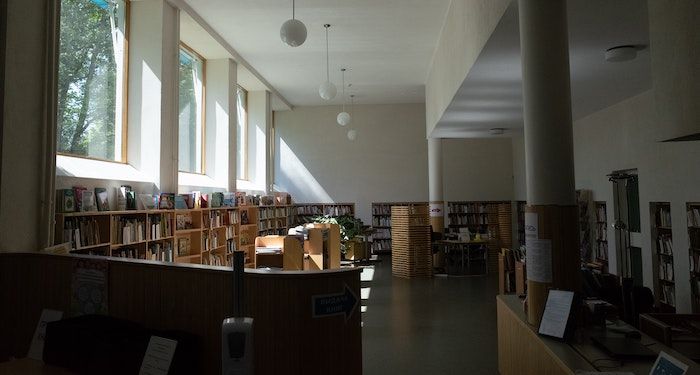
xmin=312 ymin=284 xmax=359 ymax=322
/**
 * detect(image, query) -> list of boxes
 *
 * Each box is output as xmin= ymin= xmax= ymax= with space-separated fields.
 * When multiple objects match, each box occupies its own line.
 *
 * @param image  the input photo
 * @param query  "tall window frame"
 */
xmin=56 ymin=0 xmax=130 ymax=163
xmin=236 ymin=85 xmax=248 ymax=180
xmin=177 ymin=42 xmax=206 ymax=174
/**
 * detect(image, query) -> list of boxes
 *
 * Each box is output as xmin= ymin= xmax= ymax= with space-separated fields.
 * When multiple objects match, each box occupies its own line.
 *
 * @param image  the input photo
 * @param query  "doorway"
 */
xmin=608 ymin=170 xmax=641 ymax=282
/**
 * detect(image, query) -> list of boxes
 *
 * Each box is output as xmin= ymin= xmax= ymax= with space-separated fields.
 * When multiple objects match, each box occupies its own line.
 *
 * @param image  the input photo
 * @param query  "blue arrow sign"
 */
xmin=312 ymin=284 xmax=359 ymax=322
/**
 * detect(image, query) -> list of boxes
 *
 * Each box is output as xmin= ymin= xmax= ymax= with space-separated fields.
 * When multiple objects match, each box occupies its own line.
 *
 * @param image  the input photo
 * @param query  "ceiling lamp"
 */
xmin=280 ymin=0 xmax=307 ymax=47
xmin=604 ymin=45 xmax=638 ymax=62
xmin=337 ymin=70 xmax=351 ymax=126
xmin=347 ymin=129 xmax=357 ymax=141
xmin=489 ymin=128 xmax=505 ymax=135
xmin=318 ymin=24 xmax=337 ymax=100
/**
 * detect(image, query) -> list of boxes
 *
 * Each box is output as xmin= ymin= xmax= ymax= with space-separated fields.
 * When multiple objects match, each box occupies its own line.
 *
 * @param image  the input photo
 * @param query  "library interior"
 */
xmin=1 ymin=0 xmax=699 ymax=374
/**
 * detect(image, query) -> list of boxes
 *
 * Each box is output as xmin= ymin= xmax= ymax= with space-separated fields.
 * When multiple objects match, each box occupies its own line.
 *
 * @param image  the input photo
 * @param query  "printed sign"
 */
xmin=70 ymin=259 xmax=108 ymax=316
xmin=525 ymin=212 xmax=538 ymax=241
xmin=312 ymin=284 xmax=358 ymax=322
xmin=429 ymin=202 xmax=445 ymax=218
xmin=139 ymin=336 xmax=178 ymax=375
xmin=526 ymin=239 xmax=552 ymax=283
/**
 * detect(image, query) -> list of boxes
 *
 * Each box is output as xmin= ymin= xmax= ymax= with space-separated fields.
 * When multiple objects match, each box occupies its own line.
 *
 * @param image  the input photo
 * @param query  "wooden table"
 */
xmin=438 ymin=240 xmax=488 ymax=276
xmin=497 ymin=294 xmax=700 ymax=375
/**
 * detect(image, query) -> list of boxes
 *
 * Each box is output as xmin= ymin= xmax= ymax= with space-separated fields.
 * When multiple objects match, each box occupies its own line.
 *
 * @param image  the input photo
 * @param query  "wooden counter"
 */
xmin=0 ymin=252 xmax=362 ymax=375
xmin=497 ymin=294 xmax=700 ymax=375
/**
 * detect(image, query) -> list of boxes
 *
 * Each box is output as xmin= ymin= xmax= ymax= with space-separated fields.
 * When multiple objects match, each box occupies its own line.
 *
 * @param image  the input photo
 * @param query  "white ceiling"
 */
xmin=182 ymin=0 xmax=451 ymax=107
xmin=432 ymin=0 xmax=652 ymax=138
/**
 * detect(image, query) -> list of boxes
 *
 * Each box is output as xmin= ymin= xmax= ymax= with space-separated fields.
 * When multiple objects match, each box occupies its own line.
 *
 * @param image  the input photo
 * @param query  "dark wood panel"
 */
xmin=0 ymin=253 xmax=362 ymax=375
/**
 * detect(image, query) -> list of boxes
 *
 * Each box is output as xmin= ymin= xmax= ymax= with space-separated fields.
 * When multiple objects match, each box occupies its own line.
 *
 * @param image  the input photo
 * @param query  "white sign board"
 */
xmin=139 ymin=336 xmax=178 ymax=375
xmin=526 ymin=239 xmax=552 ymax=283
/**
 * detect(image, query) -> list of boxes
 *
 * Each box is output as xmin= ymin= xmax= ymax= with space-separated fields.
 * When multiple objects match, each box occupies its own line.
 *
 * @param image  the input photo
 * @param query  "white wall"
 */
xmin=570 ymin=89 xmax=700 ymax=312
xmin=511 ymin=135 xmax=526 ymax=201
xmin=274 ymin=104 xmax=429 ymax=224
xmin=443 ymin=138 xmax=514 ymax=202
xmin=425 ymin=0 xmax=510 ymax=136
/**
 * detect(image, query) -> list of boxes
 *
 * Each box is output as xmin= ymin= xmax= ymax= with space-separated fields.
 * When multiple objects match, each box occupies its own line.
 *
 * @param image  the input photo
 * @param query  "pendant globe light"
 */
xmin=337 ymin=69 xmax=351 ymax=126
xmin=318 ymin=24 xmax=337 ymax=100
xmin=280 ymin=0 xmax=307 ymax=47
xmin=346 ymin=95 xmax=357 ymax=140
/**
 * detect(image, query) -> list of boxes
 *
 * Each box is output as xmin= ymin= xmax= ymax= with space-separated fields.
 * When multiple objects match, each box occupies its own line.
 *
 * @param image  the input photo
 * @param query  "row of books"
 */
xmin=203 ymin=254 xmax=226 ymax=266
xmin=112 ymin=248 xmax=144 ymax=259
xmin=448 ymin=203 xmax=489 ymax=214
xmin=660 ymin=284 xmax=676 ymax=307
xmin=372 ymin=205 xmax=393 ymax=215
xmin=258 ymin=229 xmax=288 ymax=236
xmin=689 ymin=252 xmax=700 ymax=274
xmin=449 ymin=215 xmax=489 ymax=226
xmin=657 ymin=235 xmax=673 ymax=255
xmin=690 ymin=229 xmax=700 ymax=249
xmin=596 ymin=204 xmax=607 ymax=222
xmin=688 ymin=207 xmax=700 ymax=227
xmin=373 ymin=217 xmax=391 ymax=227
xmin=596 ymin=223 xmax=607 ymax=241
xmin=202 ymin=231 xmax=222 ymax=251
xmin=656 ymin=207 xmax=672 ymax=227
xmin=259 ymin=207 xmax=291 ymax=219
xmin=371 ymin=239 xmax=391 ymax=252
xmin=62 ymin=218 xmax=101 ymax=249
xmin=324 ymin=206 xmax=353 ymax=216
xmin=658 ymin=259 xmax=675 ymax=282
xmin=148 ymin=214 xmax=172 ymax=240
xmin=112 ymin=217 xmax=146 ymax=245
xmin=296 ymin=205 xmax=323 ymax=215
xmin=226 ymin=226 xmax=237 ymax=240
xmin=373 ymin=228 xmax=391 ymax=240
xmin=258 ymin=220 xmax=287 ymax=231
xmin=148 ymin=242 xmax=173 ymax=262
xmin=596 ymin=242 xmax=609 ymax=260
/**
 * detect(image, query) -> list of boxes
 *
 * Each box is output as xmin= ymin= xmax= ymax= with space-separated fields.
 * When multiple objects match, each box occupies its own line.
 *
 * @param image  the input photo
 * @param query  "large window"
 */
xmin=236 ymin=85 xmax=248 ymax=180
xmin=57 ymin=0 xmax=127 ymax=162
xmin=178 ymin=45 xmax=205 ymax=173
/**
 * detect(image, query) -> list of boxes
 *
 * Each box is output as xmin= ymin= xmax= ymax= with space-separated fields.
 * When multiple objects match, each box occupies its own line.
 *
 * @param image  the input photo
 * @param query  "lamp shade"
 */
xmin=337 ymin=112 xmax=351 ymax=126
xmin=347 ymin=129 xmax=357 ymax=141
xmin=318 ymin=81 xmax=337 ymax=100
xmin=280 ymin=19 xmax=307 ymax=47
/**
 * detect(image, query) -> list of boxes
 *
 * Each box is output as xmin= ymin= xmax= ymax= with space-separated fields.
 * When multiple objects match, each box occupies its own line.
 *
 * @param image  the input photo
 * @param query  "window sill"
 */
xmin=56 ymin=155 xmax=153 ymax=182
xmin=179 ymin=172 xmax=227 ymax=191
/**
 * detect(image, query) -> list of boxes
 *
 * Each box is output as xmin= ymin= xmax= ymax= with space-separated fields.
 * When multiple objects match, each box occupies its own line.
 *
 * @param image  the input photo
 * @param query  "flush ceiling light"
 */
xmin=489 ymin=128 xmax=505 ymax=135
xmin=337 ymin=70 xmax=351 ymax=126
xmin=605 ymin=45 xmax=639 ymax=62
xmin=318 ymin=24 xmax=337 ymax=100
xmin=280 ymin=0 xmax=307 ymax=47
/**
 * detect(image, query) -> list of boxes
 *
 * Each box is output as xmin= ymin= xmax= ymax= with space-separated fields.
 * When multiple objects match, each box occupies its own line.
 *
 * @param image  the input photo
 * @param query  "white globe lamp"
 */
xmin=280 ymin=19 xmax=307 ymax=47
xmin=319 ymin=81 xmax=337 ymax=101
xmin=347 ymin=129 xmax=357 ymax=141
xmin=337 ymin=111 xmax=351 ymax=126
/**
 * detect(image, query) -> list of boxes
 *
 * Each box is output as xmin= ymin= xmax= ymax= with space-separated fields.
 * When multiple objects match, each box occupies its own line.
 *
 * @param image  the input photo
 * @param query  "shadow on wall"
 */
xmin=276 ymin=137 xmax=333 ymax=203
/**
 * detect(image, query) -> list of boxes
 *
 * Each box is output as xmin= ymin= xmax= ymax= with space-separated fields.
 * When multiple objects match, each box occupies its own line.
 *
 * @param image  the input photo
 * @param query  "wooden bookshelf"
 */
xmin=55 ymin=207 xmax=243 ymax=267
xmin=650 ymin=202 xmax=676 ymax=312
xmin=239 ymin=205 xmax=259 ymax=268
xmin=257 ymin=205 xmax=293 ymax=236
xmin=391 ymin=205 xmax=431 ymax=278
xmin=687 ymin=203 xmax=700 ymax=312
xmin=371 ymin=201 xmax=427 ymax=254
xmin=576 ymin=190 xmax=594 ymax=264
xmin=447 ymin=201 xmax=502 ymax=272
xmin=594 ymin=201 xmax=609 ymax=273
xmin=293 ymin=203 xmax=355 ymax=225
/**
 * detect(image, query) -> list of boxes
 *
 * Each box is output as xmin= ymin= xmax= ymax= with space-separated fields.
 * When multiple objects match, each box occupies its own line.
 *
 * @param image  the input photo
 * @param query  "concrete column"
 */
xmin=158 ymin=1 xmax=179 ymax=193
xmin=428 ymin=137 xmax=445 ymax=232
xmin=519 ymin=0 xmax=579 ymax=325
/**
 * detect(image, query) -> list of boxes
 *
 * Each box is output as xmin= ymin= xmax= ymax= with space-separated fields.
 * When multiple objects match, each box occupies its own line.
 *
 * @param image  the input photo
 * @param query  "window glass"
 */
xmin=178 ymin=47 xmax=205 ymax=173
xmin=236 ymin=86 xmax=248 ymax=180
xmin=57 ymin=0 xmax=127 ymax=161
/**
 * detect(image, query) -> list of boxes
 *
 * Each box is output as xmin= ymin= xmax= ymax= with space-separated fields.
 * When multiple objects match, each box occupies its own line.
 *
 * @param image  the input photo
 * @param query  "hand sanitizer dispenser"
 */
xmin=222 ymin=252 xmax=253 ymax=375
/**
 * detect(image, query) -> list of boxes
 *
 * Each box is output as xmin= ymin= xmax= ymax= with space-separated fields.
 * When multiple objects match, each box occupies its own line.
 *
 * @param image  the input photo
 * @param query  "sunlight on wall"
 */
xmin=277 ymin=138 xmax=333 ymax=202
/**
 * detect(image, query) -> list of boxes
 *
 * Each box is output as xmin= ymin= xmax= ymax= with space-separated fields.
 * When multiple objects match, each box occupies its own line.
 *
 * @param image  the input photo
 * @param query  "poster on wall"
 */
xmin=70 ymin=258 xmax=109 ymax=316
xmin=429 ymin=202 xmax=445 ymax=218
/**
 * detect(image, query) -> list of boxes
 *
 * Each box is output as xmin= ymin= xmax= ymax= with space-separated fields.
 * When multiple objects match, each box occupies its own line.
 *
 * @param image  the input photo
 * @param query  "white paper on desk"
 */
xmin=538 ymin=290 xmax=574 ymax=338
xmin=139 ymin=336 xmax=178 ymax=375
xmin=27 ymin=308 xmax=63 ymax=360
xmin=526 ymin=239 xmax=552 ymax=283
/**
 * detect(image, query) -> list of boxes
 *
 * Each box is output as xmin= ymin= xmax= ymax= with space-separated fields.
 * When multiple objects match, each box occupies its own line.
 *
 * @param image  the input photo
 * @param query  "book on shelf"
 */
xmin=690 ymin=229 xmax=700 ymax=249
xmin=116 ymin=186 xmax=129 ymax=211
xmin=159 ymin=193 xmax=174 ymax=209
xmin=657 ymin=207 xmax=672 ymax=227
xmin=72 ymin=186 xmax=87 ymax=212
xmin=174 ymin=195 xmax=188 ymax=210
xmin=80 ymin=190 xmax=96 ymax=212
xmin=657 ymin=235 xmax=673 ymax=255
xmin=241 ymin=211 xmax=250 ymax=225
xmin=175 ymin=213 xmax=193 ymax=230
xmin=113 ymin=247 xmax=143 ymax=259
xmin=95 ymin=188 xmax=110 ymax=211
xmin=661 ymin=284 xmax=676 ymax=306
xmin=56 ymin=189 xmax=76 ymax=213
xmin=148 ymin=242 xmax=173 ymax=262
xmin=138 ymin=194 xmax=158 ymax=210
xmin=223 ymin=192 xmax=236 ymax=207
xmin=63 ymin=217 xmax=101 ymax=249
xmin=177 ymin=238 xmax=191 ymax=257
xmin=112 ymin=217 xmax=146 ymax=245
xmin=596 ymin=204 xmax=606 ymax=222
xmin=148 ymin=213 xmax=172 ymax=240
xmin=200 ymin=194 xmax=209 ymax=208
xmin=688 ymin=207 xmax=700 ymax=227
xmin=659 ymin=260 xmax=675 ymax=281
xmin=226 ymin=238 xmax=237 ymax=253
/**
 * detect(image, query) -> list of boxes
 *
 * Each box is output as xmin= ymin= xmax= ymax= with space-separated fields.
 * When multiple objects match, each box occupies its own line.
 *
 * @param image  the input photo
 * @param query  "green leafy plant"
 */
xmin=308 ymin=215 xmax=365 ymax=254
